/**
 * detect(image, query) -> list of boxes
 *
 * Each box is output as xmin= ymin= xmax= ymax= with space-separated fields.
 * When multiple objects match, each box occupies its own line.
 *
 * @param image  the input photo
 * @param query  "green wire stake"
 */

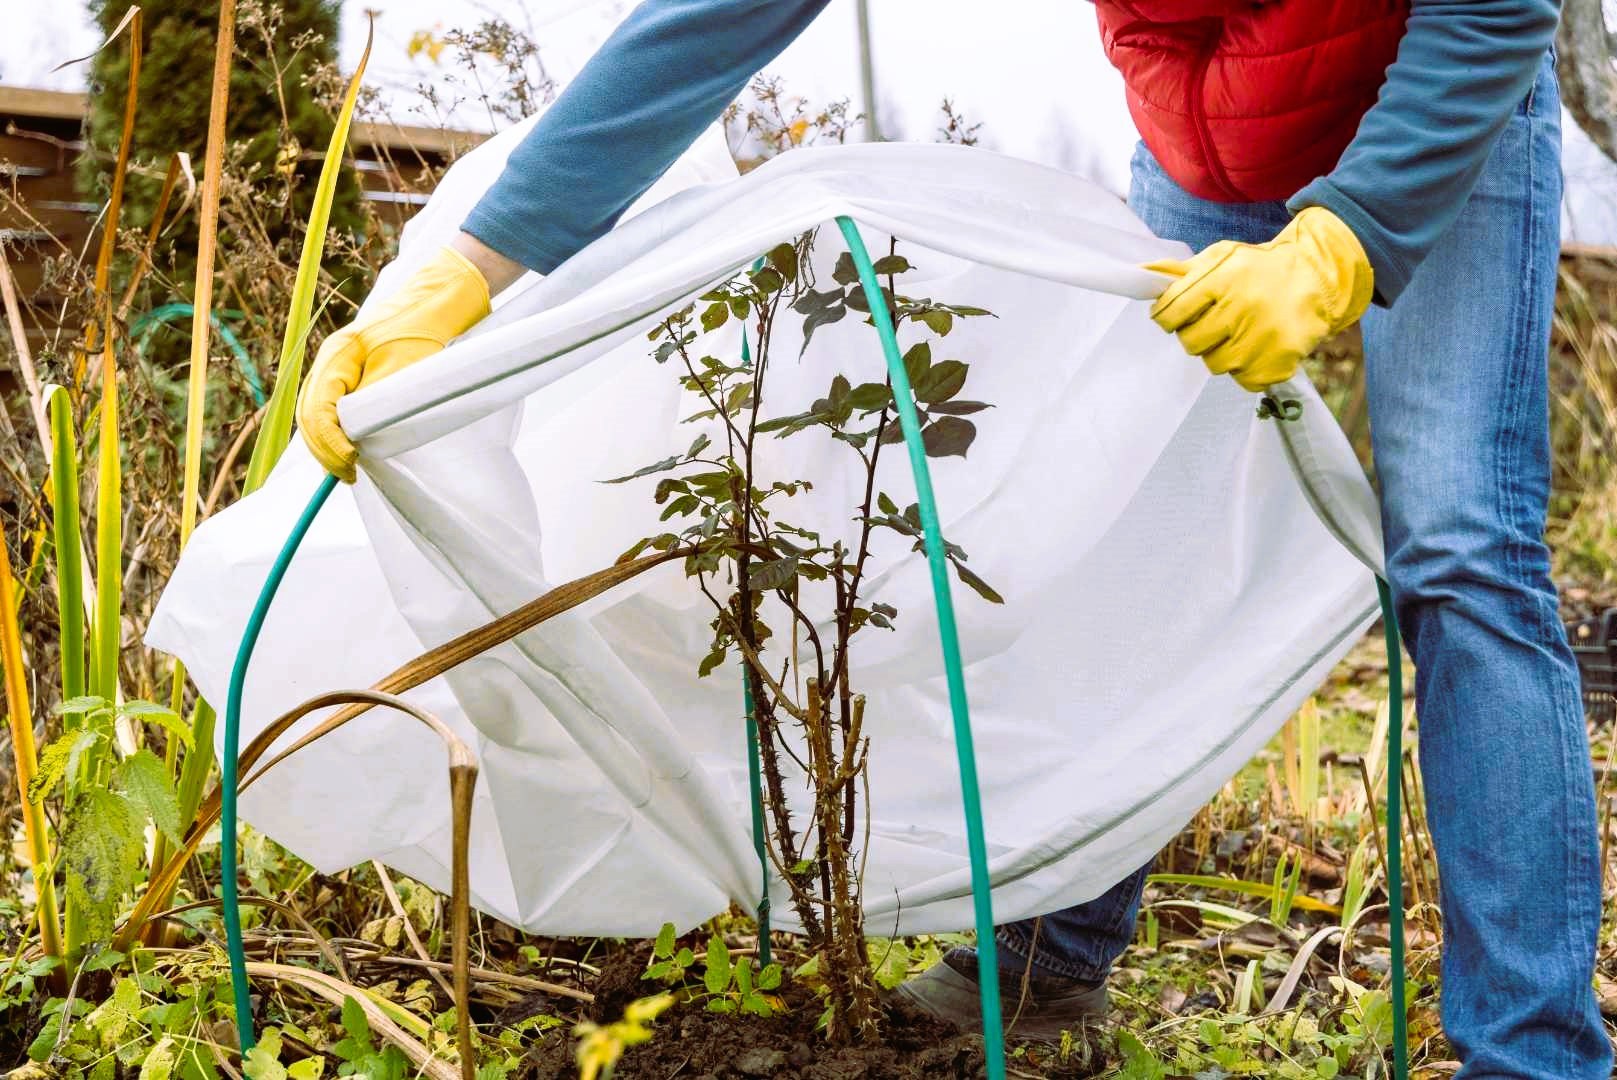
xmin=738 ymin=296 xmax=773 ymax=966
xmin=836 ymin=216 xmax=1005 ymax=1080
xmin=1376 ymin=577 xmax=1409 ymax=1080
xmin=743 ymin=668 xmax=772 ymax=967
xmin=222 ymin=471 xmax=338 ymax=1051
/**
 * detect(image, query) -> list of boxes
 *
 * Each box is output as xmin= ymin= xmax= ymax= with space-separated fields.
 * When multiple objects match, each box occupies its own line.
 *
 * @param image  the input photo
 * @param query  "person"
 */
xmin=296 ymin=2 xmax=1608 ymax=1074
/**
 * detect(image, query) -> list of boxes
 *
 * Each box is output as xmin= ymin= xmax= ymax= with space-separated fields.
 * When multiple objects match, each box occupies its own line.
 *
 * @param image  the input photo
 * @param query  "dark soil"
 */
xmin=518 ymin=941 xmax=1112 ymax=1079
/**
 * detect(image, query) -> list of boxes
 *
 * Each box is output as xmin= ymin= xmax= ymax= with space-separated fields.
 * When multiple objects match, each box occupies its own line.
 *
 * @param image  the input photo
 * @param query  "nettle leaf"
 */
xmin=748 ymin=557 xmax=799 ymax=592
xmin=56 ymin=694 xmax=111 ymax=721
xmin=921 ymin=416 xmax=977 ymax=458
xmin=831 ymin=251 xmax=860 ymax=286
xmin=871 ymin=254 xmax=911 ymax=276
xmin=30 ymin=727 xmax=100 ymax=805
xmin=700 ymin=302 xmax=729 ymax=332
xmin=61 ymin=787 xmax=146 ymax=942
xmin=601 ymin=456 xmax=681 ymax=484
xmin=120 ymin=700 xmax=190 ymax=749
xmin=766 ymin=242 xmax=798 ymax=281
xmin=114 ymin=748 xmax=183 ymax=843
xmin=913 ymin=360 xmax=967 ymax=404
xmin=952 ymin=560 xmax=1005 ymax=605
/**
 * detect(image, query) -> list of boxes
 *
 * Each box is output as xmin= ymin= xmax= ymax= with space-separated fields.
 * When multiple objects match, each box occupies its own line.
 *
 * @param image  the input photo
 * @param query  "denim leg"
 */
xmin=1361 ymin=60 xmax=1608 ymax=1079
xmin=992 ymin=144 xmax=1294 ymax=983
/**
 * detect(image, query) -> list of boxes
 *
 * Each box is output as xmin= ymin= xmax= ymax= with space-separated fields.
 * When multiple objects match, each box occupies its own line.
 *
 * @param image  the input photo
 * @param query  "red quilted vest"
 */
xmin=1094 ymin=0 xmax=1410 ymax=202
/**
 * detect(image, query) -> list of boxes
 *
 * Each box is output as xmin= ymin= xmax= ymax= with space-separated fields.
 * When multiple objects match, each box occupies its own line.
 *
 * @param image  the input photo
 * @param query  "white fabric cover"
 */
xmin=148 ymin=124 xmax=1384 ymax=936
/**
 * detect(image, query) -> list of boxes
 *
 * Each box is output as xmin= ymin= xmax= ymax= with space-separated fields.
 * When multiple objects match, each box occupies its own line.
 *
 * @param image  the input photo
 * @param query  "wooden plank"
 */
xmin=0 ymin=86 xmax=88 ymax=122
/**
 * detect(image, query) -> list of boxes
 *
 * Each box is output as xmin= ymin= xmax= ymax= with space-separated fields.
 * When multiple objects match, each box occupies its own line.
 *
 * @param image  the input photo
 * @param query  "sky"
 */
xmin=2 ymin=0 xmax=1614 ymax=243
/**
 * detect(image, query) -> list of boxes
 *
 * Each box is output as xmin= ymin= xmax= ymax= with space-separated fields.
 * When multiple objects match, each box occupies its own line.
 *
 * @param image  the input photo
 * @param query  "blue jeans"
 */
xmin=997 ymin=54 xmax=1609 ymax=1078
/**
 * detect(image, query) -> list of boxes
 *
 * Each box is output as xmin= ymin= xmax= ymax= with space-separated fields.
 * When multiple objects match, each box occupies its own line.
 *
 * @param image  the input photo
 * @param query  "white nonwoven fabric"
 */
xmin=147 ymin=125 xmax=1384 ymax=937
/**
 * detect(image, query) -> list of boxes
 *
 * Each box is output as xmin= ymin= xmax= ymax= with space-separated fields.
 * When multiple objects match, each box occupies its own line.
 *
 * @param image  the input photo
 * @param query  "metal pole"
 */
xmin=855 ymin=0 xmax=881 ymax=141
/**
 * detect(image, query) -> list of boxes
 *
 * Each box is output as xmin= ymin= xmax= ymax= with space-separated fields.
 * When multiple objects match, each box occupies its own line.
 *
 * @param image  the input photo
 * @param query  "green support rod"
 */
xmin=743 ymin=670 xmax=772 ymax=966
xmin=738 ymin=305 xmax=773 ymax=966
xmin=1376 ymin=577 xmax=1409 ymax=1080
xmin=835 ymin=216 xmax=1006 ymax=1080
xmin=221 ymin=471 xmax=339 ymax=1051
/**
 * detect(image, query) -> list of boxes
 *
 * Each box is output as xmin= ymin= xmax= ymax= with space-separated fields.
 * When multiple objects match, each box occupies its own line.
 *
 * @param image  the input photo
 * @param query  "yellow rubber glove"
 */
xmin=1145 ymin=206 xmax=1374 ymax=392
xmin=296 ymin=246 xmax=491 ymax=482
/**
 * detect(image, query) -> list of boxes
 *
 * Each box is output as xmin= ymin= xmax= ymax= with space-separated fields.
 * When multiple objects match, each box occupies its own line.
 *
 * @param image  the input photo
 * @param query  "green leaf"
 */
xmin=706 ymin=997 xmax=736 ymax=1013
xmin=330 ymin=995 xmax=377 ymax=1062
xmin=871 ymin=254 xmax=911 ymax=276
xmin=740 ymin=992 xmax=774 ymax=1017
xmin=799 ymin=302 xmax=847 ymax=356
xmin=921 ymin=417 xmax=977 ymax=458
xmin=697 ymin=642 xmax=729 ymax=679
xmin=757 ymin=963 xmax=782 ymax=991
xmin=919 ymin=309 xmax=954 ymax=336
xmin=288 ymin=1060 xmax=325 ymax=1080
xmin=845 ymin=382 xmax=892 ymax=414
xmin=700 ymin=302 xmax=729 ymax=332
xmin=1115 ymin=1031 xmax=1167 ymax=1080
xmin=877 ymin=492 xmax=899 ymax=515
xmin=56 ymin=694 xmax=111 ymax=720
xmin=928 ymin=400 xmax=992 ymax=416
xmin=952 ymin=560 xmax=1004 ymax=605
xmin=140 ymin=1035 xmax=179 ymax=1080
xmin=750 ymin=267 xmax=784 ymax=294
xmin=119 ymin=700 xmax=191 ymax=746
xmin=654 ymin=922 xmax=677 ymax=960
xmin=734 ymin=957 xmax=753 ymax=995
xmin=243 ymin=1027 xmax=288 ymax=1080
xmin=901 ymin=342 xmax=931 ymax=385
xmin=61 ymin=788 xmax=146 ymax=942
xmin=703 ymin=936 xmax=732 ymax=995
xmin=766 ymin=242 xmax=798 ymax=281
xmin=913 ymin=360 xmax=968 ymax=404
xmin=747 ymin=557 xmax=799 ymax=592
xmin=601 ymin=456 xmax=681 ymax=484
xmin=114 ymin=749 xmax=183 ymax=843
xmin=832 ymin=251 xmax=859 ymax=285
xmin=792 ymin=287 xmax=844 ymax=314
xmin=30 ymin=727 xmax=100 ymax=804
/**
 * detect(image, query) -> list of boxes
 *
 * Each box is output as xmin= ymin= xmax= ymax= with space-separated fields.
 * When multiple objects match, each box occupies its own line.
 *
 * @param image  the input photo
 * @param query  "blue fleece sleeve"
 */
xmin=1288 ymin=0 xmax=1560 ymax=305
xmin=461 ymin=0 xmax=832 ymax=273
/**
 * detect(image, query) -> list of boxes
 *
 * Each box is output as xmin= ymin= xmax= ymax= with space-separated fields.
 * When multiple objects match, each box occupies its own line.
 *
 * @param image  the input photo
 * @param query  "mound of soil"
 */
xmin=518 ymin=943 xmax=1109 ymax=1079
